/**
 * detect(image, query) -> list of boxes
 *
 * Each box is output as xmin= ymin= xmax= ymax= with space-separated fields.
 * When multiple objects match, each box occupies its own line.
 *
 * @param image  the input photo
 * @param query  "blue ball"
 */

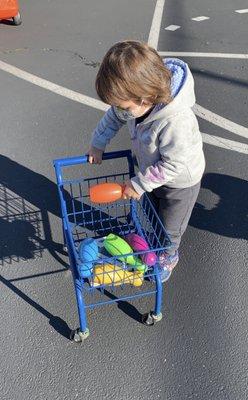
xmin=78 ymin=238 xmax=98 ymax=278
xmin=78 ymin=238 xmax=98 ymax=263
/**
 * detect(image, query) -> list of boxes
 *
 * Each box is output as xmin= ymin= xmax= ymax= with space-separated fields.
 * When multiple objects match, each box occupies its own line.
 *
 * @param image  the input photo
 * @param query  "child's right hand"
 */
xmin=88 ymin=146 xmax=103 ymax=164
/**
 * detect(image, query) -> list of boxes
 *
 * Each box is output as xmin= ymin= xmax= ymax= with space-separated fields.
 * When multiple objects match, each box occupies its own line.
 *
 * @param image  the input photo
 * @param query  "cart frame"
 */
xmin=53 ymin=150 xmax=171 ymax=342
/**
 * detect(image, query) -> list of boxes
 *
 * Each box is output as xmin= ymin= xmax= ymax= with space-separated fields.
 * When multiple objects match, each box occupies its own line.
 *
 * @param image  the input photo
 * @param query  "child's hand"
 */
xmin=123 ymin=180 xmax=141 ymax=200
xmin=88 ymin=146 xmax=103 ymax=164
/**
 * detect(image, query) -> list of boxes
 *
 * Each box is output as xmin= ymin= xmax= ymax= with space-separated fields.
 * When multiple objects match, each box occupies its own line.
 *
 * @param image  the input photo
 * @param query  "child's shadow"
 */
xmin=190 ymin=173 xmax=248 ymax=240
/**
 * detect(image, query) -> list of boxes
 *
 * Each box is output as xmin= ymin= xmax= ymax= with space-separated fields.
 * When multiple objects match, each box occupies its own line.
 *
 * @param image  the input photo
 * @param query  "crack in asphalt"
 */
xmin=0 ymin=47 xmax=101 ymax=67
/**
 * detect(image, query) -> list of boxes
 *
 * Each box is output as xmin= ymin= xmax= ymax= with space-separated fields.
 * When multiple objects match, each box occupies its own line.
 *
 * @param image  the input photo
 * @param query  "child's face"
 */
xmin=114 ymin=99 xmax=153 ymax=119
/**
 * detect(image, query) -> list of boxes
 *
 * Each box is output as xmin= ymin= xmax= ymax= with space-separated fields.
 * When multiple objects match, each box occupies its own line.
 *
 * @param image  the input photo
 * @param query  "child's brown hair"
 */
xmin=95 ymin=40 xmax=172 ymax=106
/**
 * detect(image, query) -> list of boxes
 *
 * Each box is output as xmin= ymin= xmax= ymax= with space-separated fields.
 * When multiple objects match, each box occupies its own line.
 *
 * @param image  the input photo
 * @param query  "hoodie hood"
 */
xmin=142 ymin=58 xmax=196 ymax=124
xmin=167 ymin=58 xmax=186 ymax=97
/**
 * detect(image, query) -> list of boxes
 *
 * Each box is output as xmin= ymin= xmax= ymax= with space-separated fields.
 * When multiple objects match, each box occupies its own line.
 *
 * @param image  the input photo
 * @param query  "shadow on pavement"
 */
xmin=0 ymin=155 xmax=68 ymax=266
xmin=191 ymin=68 xmax=248 ymax=89
xmin=0 ymin=274 xmax=72 ymax=339
xmin=191 ymin=173 xmax=248 ymax=240
xmin=0 ymin=155 xmax=76 ymax=339
xmin=103 ymin=289 xmax=143 ymax=323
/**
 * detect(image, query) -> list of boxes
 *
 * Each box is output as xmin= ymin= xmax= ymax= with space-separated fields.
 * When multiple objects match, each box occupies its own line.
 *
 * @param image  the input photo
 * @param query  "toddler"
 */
xmin=88 ymin=40 xmax=205 ymax=281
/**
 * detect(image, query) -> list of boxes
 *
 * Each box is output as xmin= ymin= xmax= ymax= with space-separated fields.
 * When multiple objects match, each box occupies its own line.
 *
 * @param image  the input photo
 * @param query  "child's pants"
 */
xmin=148 ymin=182 xmax=201 ymax=256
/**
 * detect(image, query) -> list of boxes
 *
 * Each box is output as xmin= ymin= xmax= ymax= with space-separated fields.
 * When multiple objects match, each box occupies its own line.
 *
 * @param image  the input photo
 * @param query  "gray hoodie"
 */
xmin=91 ymin=58 xmax=205 ymax=195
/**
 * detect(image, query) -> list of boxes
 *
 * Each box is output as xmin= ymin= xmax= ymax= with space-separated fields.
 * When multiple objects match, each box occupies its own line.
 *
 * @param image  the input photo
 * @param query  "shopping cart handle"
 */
xmin=54 ymin=150 xmax=132 ymax=168
xmin=53 ymin=150 xmax=135 ymax=185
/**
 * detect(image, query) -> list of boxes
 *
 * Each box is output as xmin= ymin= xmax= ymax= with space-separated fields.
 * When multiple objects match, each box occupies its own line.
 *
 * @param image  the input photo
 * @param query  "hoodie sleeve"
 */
xmin=131 ymin=116 xmax=194 ymax=195
xmin=90 ymin=106 xmax=127 ymax=150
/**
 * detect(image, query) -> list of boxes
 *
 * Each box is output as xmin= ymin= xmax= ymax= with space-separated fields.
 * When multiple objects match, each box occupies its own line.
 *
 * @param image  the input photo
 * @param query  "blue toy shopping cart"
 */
xmin=53 ymin=150 xmax=171 ymax=342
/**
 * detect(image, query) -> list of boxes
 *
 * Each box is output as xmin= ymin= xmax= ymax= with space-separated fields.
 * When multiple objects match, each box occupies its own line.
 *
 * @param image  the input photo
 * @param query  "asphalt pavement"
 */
xmin=0 ymin=1 xmax=247 ymax=399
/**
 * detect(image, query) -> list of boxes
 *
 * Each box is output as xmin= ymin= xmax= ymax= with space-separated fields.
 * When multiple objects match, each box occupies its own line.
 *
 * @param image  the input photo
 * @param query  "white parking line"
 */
xmin=202 ymin=133 xmax=248 ymax=154
xmin=159 ymin=51 xmax=248 ymax=59
xmin=165 ymin=25 xmax=181 ymax=31
xmin=0 ymin=59 xmax=108 ymax=112
xmin=235 ymin=9 xmax=248 ymax=14
xmin=194 ymin=105 xmax=248 ymax=140
xmin=148 ymin=0 xmax=166 ymax=49
xmin=191 ymin=16 xmax=209 ymax=21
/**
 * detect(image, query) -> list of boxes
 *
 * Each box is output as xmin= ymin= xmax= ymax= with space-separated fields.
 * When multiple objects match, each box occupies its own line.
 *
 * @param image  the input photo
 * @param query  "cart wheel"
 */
xmin=12 ymin=12 xmax=22 ymax=26
xmin=70 ymin=328 xmax=90 ymax=343
xmin=142 ymin=311 xmax=163 ymax=326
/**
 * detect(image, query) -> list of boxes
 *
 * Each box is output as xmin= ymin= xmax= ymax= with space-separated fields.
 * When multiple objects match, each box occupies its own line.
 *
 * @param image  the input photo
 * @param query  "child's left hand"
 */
xmin=123 ymin=180 xmax=141 ymax=200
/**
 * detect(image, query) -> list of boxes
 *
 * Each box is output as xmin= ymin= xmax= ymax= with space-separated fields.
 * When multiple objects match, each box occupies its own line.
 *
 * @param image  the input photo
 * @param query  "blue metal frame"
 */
xmin=53 ymin=150 xmax=171 ymax=335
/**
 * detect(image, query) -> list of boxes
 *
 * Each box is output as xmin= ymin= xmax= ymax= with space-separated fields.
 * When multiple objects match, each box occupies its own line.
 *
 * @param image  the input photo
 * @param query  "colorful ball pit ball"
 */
xmin=125 ymin=233 xmax=157 ymax=266
xmin=103 ymin=233 xmax=147 ymax=273
xmin=78 ymin=238 xmax=98 ymax=278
